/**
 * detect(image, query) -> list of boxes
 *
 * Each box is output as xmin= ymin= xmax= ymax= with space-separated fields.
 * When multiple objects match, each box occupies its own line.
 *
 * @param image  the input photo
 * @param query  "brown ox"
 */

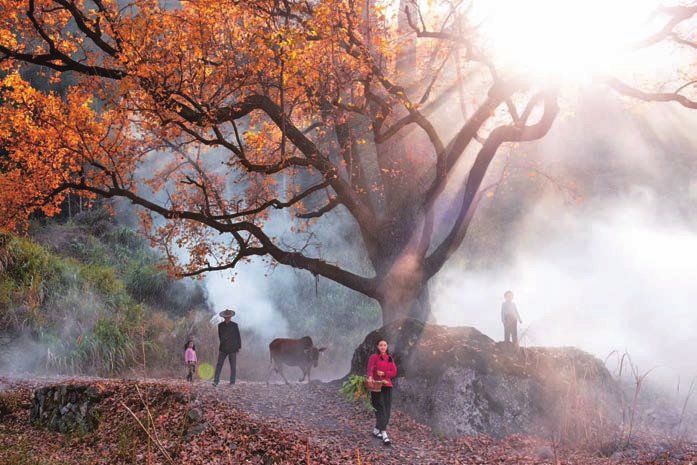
xmin=267 ymin=336 xmax=326 ymax=384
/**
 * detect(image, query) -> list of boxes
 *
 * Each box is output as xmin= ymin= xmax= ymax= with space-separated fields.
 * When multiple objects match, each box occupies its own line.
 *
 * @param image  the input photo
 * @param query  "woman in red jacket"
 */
xmin=367 ymin=339 xmax=397 ymax=445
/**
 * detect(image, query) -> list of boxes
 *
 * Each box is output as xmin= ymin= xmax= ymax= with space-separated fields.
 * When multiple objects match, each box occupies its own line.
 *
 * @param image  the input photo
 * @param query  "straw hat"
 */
xmin=219 ymin=309 xmax=235 ymax=318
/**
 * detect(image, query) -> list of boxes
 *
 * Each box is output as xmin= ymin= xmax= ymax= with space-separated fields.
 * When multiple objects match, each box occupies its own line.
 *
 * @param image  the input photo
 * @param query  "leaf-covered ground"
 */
xmin=0 ymin=376 xmax=695 ymax=465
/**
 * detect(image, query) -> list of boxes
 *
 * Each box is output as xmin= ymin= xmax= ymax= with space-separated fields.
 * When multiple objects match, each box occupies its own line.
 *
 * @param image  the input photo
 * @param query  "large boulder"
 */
xmin=351 ymin=319 xmax=622 ymax=438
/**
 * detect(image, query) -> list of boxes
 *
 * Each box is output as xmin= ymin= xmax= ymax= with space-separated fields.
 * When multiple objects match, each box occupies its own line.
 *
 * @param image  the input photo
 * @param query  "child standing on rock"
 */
xmin=501 ymin=290 xmax=523 ymax=345
xmin=184 ymin=339 xmax=197 ymax=382
xmin=367 ymin=339 xmax=397 ymax=446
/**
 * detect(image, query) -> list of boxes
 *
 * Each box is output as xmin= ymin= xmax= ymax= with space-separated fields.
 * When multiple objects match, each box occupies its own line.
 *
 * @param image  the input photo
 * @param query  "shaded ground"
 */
xmin=1 ymin=376 xmax=695 ymax=465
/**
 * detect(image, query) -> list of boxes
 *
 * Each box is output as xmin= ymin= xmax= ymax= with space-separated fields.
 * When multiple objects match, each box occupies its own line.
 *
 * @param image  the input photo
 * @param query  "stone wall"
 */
xmin=31 ymin=384 xmax=104 ymax=434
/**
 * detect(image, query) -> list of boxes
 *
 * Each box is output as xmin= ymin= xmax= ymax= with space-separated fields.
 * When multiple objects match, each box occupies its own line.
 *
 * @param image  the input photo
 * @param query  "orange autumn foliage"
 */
xmin=0 ymin=0 xmax=563 ymax=322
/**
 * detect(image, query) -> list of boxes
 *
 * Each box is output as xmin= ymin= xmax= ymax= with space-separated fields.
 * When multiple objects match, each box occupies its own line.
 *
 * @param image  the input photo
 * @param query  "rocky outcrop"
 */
xmin=351 ymin=319 xmax=622 ymax=438
xmin=31 ymin=384 xmax=105 ymax=434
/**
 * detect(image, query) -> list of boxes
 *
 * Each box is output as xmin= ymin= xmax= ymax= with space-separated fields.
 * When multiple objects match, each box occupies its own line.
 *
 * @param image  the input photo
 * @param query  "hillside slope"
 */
xmin=0 ymin=208 xmax=210 ymax=376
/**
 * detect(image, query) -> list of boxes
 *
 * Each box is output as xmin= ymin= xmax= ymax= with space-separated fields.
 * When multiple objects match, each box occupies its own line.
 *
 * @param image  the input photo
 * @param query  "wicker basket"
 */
xmin=365 ymin=379 xmax=384 ymax=393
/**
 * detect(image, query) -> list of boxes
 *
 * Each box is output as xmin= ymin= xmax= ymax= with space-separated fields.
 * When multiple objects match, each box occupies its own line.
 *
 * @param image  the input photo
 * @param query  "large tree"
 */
xmin=0 ymin=1 xmax=695 ymax=324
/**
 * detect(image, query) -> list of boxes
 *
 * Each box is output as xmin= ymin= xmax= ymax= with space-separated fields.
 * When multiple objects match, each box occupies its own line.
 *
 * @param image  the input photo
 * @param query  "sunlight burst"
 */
xmin=474 ymin=0 xmax=663 ymax=80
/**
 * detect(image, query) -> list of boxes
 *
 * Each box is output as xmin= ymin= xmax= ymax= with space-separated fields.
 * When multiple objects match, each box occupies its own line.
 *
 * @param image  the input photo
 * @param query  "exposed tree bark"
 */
xmin=378 ymin=277 xmax=432 ymax=324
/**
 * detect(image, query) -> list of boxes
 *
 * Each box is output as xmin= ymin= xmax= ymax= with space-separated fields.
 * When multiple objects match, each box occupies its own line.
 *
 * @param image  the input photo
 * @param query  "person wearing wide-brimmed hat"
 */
xmin=213 ymin=309 xmax=241 ymax=386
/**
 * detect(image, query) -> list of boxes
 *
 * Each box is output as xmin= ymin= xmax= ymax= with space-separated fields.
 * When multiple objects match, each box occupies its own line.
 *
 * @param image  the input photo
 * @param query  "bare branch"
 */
xmin=634 ymin=5 xmax=697 ymax=49
xmin=374 ymin=113 xmax=418 ymax=143
xmin=674 ymin=79 xmax=697 ymax=95
xmin=425 ymin=89 xmax=559 ymax=277
xmin=297 ymin=197 xmax=341 ymax=219
xmin=177 ymin=247 xmax=265 ymax=277
xmin=52 ymin=180 xmax=378 ymax=296
xmin=342 ymin=23 xmax=446 ymax=160
xmin=217 ymin=94 xmax=378 ymax=239
xmin=211 ymin=180 xmax=331 ymax=220
xmin=421 ymin=79 xmax=514 ymax=209
xmin=671 ymin=32 xmax=697 ymax=50
xmin=605 ymin=77 xmax=697 ymax=109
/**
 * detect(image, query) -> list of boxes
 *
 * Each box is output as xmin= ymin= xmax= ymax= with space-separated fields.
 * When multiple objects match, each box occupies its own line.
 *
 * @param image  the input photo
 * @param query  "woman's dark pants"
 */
xmin=371 ymin=386 xmax=392 ymax=431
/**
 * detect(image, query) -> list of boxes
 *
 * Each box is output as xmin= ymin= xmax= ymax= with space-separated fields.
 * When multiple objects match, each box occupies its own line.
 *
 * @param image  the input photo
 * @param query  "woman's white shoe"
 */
xmin=381 ymin=431 xmax=391 ymax=446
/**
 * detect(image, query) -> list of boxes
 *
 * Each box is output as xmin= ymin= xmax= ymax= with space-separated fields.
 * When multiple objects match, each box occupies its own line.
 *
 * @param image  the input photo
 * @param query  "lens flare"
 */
xmin=197 ymin=363 xmax=214 ymax=380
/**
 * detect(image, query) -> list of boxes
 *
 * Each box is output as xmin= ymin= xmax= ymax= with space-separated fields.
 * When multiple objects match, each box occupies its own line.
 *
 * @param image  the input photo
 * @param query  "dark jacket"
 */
xmin=218 ymin=321 xmax=241 ymax=353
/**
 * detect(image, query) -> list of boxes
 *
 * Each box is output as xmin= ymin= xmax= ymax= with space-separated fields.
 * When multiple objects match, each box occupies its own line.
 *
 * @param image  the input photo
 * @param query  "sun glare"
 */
xmin=473 ymin=0 xmax=663 ymax=81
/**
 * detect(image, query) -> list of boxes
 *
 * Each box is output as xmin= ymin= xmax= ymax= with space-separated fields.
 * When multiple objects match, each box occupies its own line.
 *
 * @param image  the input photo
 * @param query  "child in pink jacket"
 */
xmin=184 ymin=339 xmax=197 ymax=382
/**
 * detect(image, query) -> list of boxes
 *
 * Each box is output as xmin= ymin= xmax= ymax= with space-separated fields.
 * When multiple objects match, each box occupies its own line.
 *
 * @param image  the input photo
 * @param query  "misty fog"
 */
xmin=102 ymin=80 xmax=697 ymax=391
xmin=433 ymin=87 xmax=697 ymax=390
xmin=140 ymin=81 xmax=697 ymax=391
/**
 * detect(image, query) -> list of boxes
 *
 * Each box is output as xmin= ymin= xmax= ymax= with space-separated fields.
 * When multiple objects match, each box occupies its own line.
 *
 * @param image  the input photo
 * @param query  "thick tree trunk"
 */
xmin=375 ymin=246 xmax=433 ymax=324
xmin=378 ymin=278 xmax=432 ymax=324
xmin=411 ymin=282 xmax=433 ymax=322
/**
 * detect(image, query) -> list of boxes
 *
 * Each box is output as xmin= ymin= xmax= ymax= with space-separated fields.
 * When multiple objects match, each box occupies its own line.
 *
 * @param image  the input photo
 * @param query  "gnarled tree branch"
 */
xmin=605 ymin=77 xmax=697 ymax=109
xmin=424 ymin=89 xmax=560 ymax=277
xmin=53 ymin=180 xmax=378 ymax=297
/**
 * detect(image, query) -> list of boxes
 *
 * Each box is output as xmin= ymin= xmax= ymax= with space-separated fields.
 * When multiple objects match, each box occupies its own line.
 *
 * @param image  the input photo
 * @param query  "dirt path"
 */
xmin=2 ymin=376 xmax=696 ymax=465
xmin=192 ymin=379 xmax=696 ymax=465
xmin=198 ymin=381 xmax=427 ymax=457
